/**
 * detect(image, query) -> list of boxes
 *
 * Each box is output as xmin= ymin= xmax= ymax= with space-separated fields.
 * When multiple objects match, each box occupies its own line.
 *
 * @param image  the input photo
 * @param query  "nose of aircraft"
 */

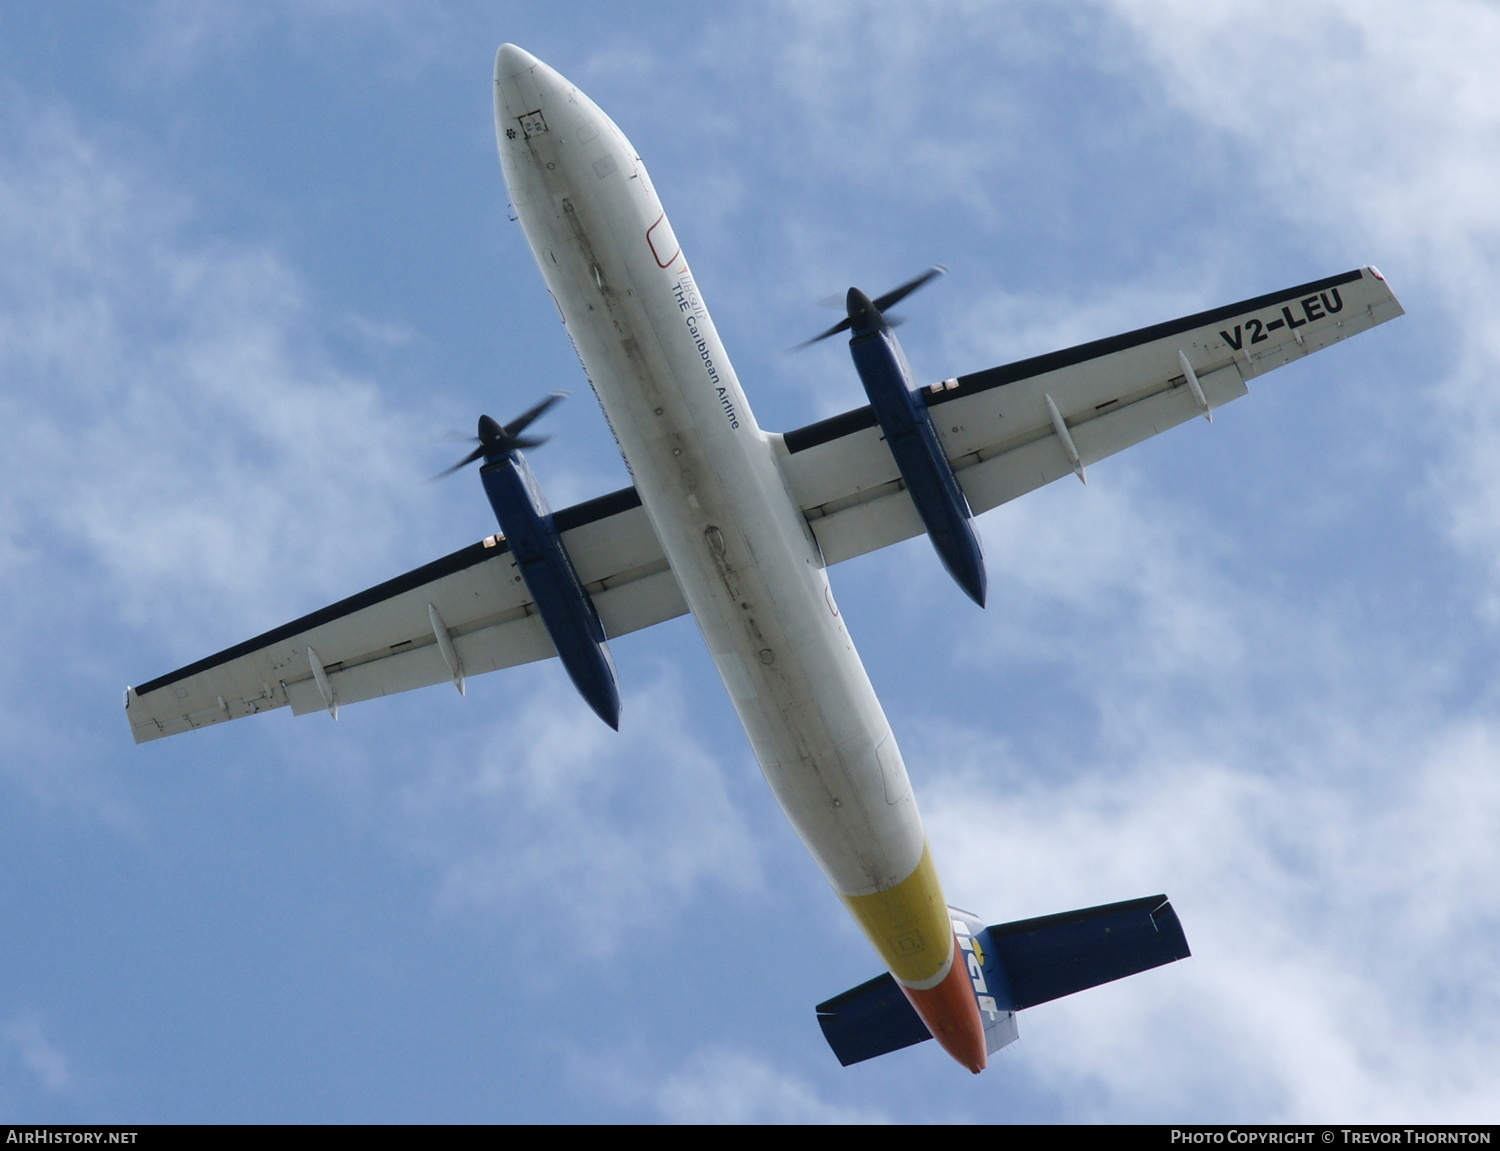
xmin=494 ymin=43 xmax=574 ymax=127
xmin=496 ymin=42 xmax=538 ymax=78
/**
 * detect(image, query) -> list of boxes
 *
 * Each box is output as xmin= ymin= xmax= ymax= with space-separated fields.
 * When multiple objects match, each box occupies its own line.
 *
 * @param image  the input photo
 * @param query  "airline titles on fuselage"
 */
xmin=673 ymin=275 xmax=740 ymax=430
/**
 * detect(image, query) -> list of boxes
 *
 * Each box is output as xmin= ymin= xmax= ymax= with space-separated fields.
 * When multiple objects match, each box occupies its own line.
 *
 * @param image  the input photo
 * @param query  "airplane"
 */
xmin=124 ymin=44 xmax=1404 ymax=1074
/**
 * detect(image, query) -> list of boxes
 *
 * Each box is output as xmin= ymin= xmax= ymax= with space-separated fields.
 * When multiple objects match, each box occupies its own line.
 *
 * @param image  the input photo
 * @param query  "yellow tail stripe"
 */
xmin=839 ymin=843 xmax=954 ymax=988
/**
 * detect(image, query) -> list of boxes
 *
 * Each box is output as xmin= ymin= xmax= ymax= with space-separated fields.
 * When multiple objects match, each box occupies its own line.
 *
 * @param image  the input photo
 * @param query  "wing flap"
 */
xmin=283 ymin=612 xmax=560 ymax=717
xmin=958 ymin=361 xmax=1249 ymax=519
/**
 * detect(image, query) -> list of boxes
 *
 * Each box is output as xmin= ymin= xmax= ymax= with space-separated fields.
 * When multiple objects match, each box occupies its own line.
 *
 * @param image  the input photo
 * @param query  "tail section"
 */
xmin=982 ymin=893 xmax=1191 ymax=1010
xmin=815 ymin=894 xmax=1190 ymax=1069
xmin=897 ymin=939 xmax=989 ymax=1073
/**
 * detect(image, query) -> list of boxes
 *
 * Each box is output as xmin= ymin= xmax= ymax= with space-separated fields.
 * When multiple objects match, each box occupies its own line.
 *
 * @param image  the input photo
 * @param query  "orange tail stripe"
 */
xmin=901 ymin=939 xmax=987 ymax=1074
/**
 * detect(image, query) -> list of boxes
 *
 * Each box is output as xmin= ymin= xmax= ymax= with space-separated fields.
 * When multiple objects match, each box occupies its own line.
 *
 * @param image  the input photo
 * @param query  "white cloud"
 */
xmin=582 ymin=1043 xmax=888 ymax=1125
xmin=1106 ymin=0 xmax=1500 ymax=279
xmin=3 ymin=1017 xmax=71 ymax=1094
xmin=379 ymin=669 xmax=764 ymax=957
xmin=653 ymin=1047 xmax=887 ymax=1124
xmin=909 ymin=449 xmax=1500 ymax=1121
xmin=927 ymin=716 xmax=1500 ymax=1122
xmin=0 ymin=94 xmax=451 ymax=833
xmin=0 ymin=102 xmax=438 ymax=651
xmin=1103 ymin=0 xmax=1500 ymax=609
xmin=973 ymin=479 xmax=1240 ymax=676
xmin=127 ymin=0 xmax=456 ymax=84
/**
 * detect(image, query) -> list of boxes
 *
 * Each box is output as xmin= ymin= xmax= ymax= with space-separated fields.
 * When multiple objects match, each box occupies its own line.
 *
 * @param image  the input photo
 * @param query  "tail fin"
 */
xmin=815 ymin=894 xmax=1190 ymax=1068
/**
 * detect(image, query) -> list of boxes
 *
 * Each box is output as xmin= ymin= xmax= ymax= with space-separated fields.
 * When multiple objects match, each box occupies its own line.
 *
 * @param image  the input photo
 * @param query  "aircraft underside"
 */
xmin=124 ymin=43 xmax=1404 ymax=1073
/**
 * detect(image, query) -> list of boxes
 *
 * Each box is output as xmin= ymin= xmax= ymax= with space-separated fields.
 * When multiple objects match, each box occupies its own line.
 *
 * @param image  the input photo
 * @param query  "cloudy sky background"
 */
xmin=1 ymin=0 xmax=1496 ymax=1124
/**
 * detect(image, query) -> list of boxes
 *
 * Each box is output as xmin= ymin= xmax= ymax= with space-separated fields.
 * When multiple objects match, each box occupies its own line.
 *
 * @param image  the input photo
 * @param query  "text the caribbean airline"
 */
xmin=124 ymin=44 xmax=1404 ymax=1072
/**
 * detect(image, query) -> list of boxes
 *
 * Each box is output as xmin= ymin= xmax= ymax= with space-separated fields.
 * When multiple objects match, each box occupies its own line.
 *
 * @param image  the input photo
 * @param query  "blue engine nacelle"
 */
xmin=479 ymin=444 xmax=620 ymax=729
xmin=844 ymin=287 xmax=987 ymax=607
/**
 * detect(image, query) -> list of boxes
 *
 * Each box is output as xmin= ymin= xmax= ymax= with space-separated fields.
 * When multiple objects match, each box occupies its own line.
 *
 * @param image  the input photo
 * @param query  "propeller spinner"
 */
xmin=436 ymin=392 xmax=566 ymax=478
xmin=794 ymin=265 xmax=946 ymax=350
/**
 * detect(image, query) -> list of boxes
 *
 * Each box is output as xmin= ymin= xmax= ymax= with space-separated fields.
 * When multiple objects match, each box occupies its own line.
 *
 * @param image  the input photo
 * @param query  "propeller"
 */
xmin=793 ymin=265 xmax=946 ymax=350
xmin=434 ymin=392 xmax=566 ymax=478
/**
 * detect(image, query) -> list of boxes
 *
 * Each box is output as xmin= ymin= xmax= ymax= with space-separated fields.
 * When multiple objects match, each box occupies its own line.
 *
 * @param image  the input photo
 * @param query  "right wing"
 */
xmin=777 ymin=267 xmax=1403 ymax=564
xmin=126 ymin=487 xmax=685 ymax=743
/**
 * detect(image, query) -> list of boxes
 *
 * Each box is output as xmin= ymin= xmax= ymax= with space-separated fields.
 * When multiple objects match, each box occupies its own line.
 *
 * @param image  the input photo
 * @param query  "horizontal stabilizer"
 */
xmin=815 ymin=973 xmax=932 ymax=1068
xmin=990 ymin=894 xmax=1190 ymax=1010
xmin=814 ymin=894 xmax=1189 ymax=1067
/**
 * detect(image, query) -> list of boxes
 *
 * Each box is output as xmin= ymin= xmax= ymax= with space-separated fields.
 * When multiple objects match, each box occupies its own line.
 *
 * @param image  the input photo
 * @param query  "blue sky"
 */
xmin=1 ymin=0 xmax=1496 ymax=1124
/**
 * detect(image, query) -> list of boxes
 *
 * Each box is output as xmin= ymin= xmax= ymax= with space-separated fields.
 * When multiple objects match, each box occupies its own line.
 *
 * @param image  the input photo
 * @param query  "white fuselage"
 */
xmin=493 ymin=47 xmax=953 ymax=990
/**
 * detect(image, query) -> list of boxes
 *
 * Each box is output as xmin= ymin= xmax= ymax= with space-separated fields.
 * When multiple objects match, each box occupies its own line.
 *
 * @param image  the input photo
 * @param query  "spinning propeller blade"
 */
xmin=793 ymin=265 xmax=946 ymax=349
xmin=434 ymin=392 xmax=566 ymax=479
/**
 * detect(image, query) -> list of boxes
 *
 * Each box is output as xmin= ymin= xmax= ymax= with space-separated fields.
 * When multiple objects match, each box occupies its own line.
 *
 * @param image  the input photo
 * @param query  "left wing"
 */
xmin=127 ymin=488 xmax=684 ymax=743
xmin=777 ymin=267 xmax=1403 ymax=564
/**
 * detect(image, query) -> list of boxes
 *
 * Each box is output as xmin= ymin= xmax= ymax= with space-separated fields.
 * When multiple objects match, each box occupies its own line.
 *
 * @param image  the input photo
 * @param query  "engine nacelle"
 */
xmin=845 ymin=288 xmax=987 ymax=607
xmin=479 ymin=450 xmax=620 ymax=729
